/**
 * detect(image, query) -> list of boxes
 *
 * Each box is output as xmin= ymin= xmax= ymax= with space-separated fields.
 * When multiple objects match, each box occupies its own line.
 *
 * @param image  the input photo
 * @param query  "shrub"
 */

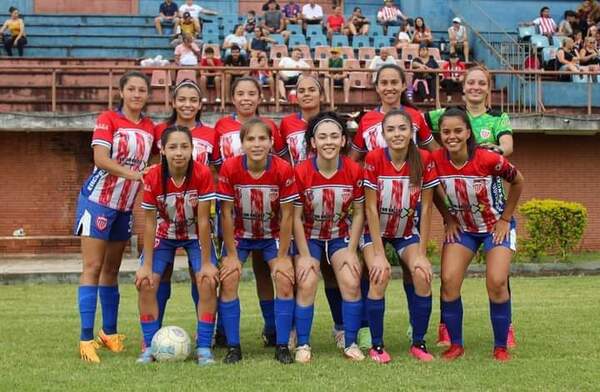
xmin=519 ymin=199 xmax=587 ymax=261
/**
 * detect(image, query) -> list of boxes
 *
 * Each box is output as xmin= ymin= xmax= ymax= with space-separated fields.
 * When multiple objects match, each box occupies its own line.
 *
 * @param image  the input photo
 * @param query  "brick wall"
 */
xmin=0 ymin=131 xmax=598 ymax=253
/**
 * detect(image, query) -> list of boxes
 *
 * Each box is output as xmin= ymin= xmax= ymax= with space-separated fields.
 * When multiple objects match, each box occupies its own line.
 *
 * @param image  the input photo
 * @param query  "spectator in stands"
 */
xmin=251 ymin=52 xmax=276 ymax=102
xmin=172 ymin=12 xmax=200 ymax=46
xmin=530 ymin=6 xmax=557 ymax=37
xmin=411 ymin=44 xmax=439 ymax=102
xmin=250 ymin=26 xmax=276 ymax=56
xmin=302 ymin=0 xmax=324 ymax=28
xmin=263 ymin=0 xmax=290 ymax=42
xmin=579 ymin=36 xmax=600 ymax=70
xmin=178 ymin=0 xmax=218 ymax=33
xmin=174 ymin=33 xmax=202 ymax=66
xmin=262 ymin=0 xmax=280 ymax=11
xmin=326 ymin=6 xmax=348 ymax=41
xmin=1 ymin=6 xmax=26 ymax=57
xmin=282 ymin=0 xmax=302 ymax=27
xmin=347 ymin=7 xmax=370 ymax=37
xmin=368 ymin=47 xmax=396 ymax=82
xmin=377 ymin=0 xmax=406 ymax=35
xmin=244 ymin=10 xmax=257 ymax=34
xmin=558 ymin=10 xmax=577 ymax=36
xmin=412 ymin=17 xmax=433 ymax=47
xmin=323 ymin=47 xmax=350 ymax=104
xmin=155 ymin=0 xmax=179 ymax=35
xmin=587 ymin=24 xmax=598 ymax=39
xmin=224 ymin=45 xmax=250 ymax=101
xmin=577 ymin=0 xmax=600 ymax=34
xmin=573 ymin=29 xmax=584 ymax=51
xmin=199 ymin=46 xmax=223 ymax=103
xmin=394 ymin=20 xmax=412 ymax=47
xmin=224 ymin=24 xmax=249 ymax=57
xmin=556 ymin=37 xmax=585 ymax=73
xmin=277 ymin=47 xmax=310 ymax=102
xmin=441 ymin=53 xmax=466 ymax=102
xmin=448 ymin=17 xmax=469 ymax=62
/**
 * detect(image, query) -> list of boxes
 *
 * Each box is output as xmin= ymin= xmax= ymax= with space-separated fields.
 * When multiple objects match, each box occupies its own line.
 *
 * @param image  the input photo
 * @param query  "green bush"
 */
xmin=519 ymin=199 xmax=587 ymax=261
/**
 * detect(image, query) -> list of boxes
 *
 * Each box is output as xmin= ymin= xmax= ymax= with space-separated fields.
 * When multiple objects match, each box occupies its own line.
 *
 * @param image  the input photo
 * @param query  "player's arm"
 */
xmin=418 ymin=187 xmax=434 ymax=256
xmin=293 ymin=205 xmax=310 ymax=257
xmin=422 ymin=138 xmax=440 ymax=152
xmin=93 ymin=145 xmax=143 ymax=181
xmin=220 ymin=200 xmax=239 ymax=261
xmin=364 ymin=188 xmax=385 ymax=256
xmin=136 ymin=209 xmax=157 ymax=289
xmin=197 ymin=200 xmax=213 ymax=270
xmin=347 ymin=200 xmax=365 ymax=254
xmin=278 ymin=202 xmax=294 ymax=257
xmin=498 ymin=134 xmax=514 ymax=156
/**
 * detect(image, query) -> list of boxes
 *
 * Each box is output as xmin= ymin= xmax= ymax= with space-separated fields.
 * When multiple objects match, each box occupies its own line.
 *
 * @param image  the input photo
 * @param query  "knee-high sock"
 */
xmin=360 ymin=279 xmax=370 ymax=329
xmin=490 ymin=300 xmax=511 ymax=348
xmin=218 ymin=299 xmax=241 ymax=346
xmin=403 ymin=282 xmax=416 ymax=327
xmin=366 ymin=298 xmax=385 ymax=347
xmin=412 ymin=294 xmax=432 ymax=344
xmin=99 ymin=285 xmax=120 ymax=334
xmin=294 ymin=304 xmax=314 ymax=346
xmin=274 ymin=298 xmax=294 ymax=345
xmin=140 ymin=316 xmax=160 ymax=348
xmin=259 ymin=299 xmax=276 ymax=334
xmin=157 ymin=281 xmax=171 ymax=327
xmin=441 ymin=297 xmax=463 ymax=345
xmin=78 ymin=285 xmax=98 ymax=341
xmin=342 ymin=299 xmax=363 ymax=348
xmin=197 ymin=313 xmax=216 ymax=349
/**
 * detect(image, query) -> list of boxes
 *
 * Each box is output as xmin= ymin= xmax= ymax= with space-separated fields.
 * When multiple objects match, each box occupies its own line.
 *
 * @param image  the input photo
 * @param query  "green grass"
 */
xmin=1 ymin=277 xmax=598 ymax=391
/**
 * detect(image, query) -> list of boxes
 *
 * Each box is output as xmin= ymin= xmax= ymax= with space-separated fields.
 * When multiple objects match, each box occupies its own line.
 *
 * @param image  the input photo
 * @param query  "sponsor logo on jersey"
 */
xmin=480 ymin=128 xmax=491 ymax=139
xmin=473 ymin=180 xmax=486 ymax=194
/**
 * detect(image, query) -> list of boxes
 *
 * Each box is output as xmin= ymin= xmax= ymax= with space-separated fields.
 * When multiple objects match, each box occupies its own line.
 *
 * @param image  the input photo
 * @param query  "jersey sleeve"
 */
xmin=211 ymin=122 xmax=223 ymax=165
xmin=216 ymin=161 xmax=235 ymax=201
xmin=485 ymin=150 xmax=517 ymax=182
xmin=292 ymin=166 xmax=305 ymax=207
xmin=352 ymin=163 xmax=365 ymax=203
xmin=363 ymin=151 xmax=379 ymax=190
xmin=279 ymin=162 xmax=299 ymax=204
xmin=268 ymin=120 xmax=288 ymax=157
xmin=492 ymin=112 xmax=513 ymax=143
xmin=424 ymin=108 xmax=445 ymax=134
xmin=195 ymin=164 xmax=217 ymax=201
xmin=351 ymin=119 xmax=367 ymax=152
xmin=91 ymin=112 xmax=115 ymax=149
xmin=421 ymin=151 xmax=440 ymax=189
xmin=141 ymin=168 xmax=159 ymax=210
xmin=415 ymin=111 xmax=434 ymax=146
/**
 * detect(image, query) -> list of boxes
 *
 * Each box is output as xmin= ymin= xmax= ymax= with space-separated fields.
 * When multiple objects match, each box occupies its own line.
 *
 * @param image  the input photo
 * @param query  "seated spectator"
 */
xmin=579 ymin=36 xmax=600 ymax=70
xmin=250 ymin=26 xmax=276 ymax=55
xmin=587 ymin=24 xmax=598 ymax=39
xmin=441 ymin=53 xmax=466 ymax=102
xmin=172 ymin=12 xmax=200 ymax=46
xmin=199 ymin=46 xmax=223 ymax=103
xmin=323 ymin=47 xmax=350 ymax=104
xmin=263 ymin=0 xmax=290 ymax=42
xmin=411 ymin=44 xmax=439 ymax=102
xmin=262 ymin=0 xmax=280 ymax=11
xmin=223 ymin=24 xmax=249 ymax=57
xmin=377 ymin=0 xmax=406 ymax=35
xmin=224 ymin=45 xmax=250 ymax=101
xmin=282 ymin=0 xmax=302 ymax=27
xmin=347 ymin=7 xmax=370 ymax=37
xmin=577 ymin=0 xmax=600 ymax=34
xmin=326 ymin=6 xmax=348 ymax=41
xmin=395 ymin=20 xmax=412 ymax=48
xmin=412 ymin=17 xmax=434 ymax=47
xmin=175 ymin=33 xmax=201 ymax=66
xmin=251 ymin=52 xmax=276 ymax=102
xmin=155 ymin=0 xmax=179 ymax=35
xmin=558 ymin=10 xmax=577 ymax=36
xmin=178 ymin=0 xmax=218 ymax=33
xmin=556 ymin=37 xmax=586 ymax=73
xmin=1 ymin=6 xmax=26 ymax=57
xmin=368 ymin=48 xmax=397 ymax=82
xmin=244 ymin=10 xmax=257 ymax=34
xmin=302 ymin=0 xmax=324 ymax=27
xmin=448 ymin=17 xmax=469 ymax=62
xmin=573 ymin=29 xmax=584 ymax=51
xmin=277 ymin=47 xmax=310 ymax=101
xmin=530 ymin=6 xmax=557 ymax=37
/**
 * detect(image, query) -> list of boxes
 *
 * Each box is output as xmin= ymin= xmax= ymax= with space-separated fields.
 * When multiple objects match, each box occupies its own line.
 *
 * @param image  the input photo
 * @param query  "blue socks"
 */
xmin=259 ymin=299 xmax=276 ymax=335
xmin=366 ymin=298 xmax=385 ymax=347
xmin=197 ymin=318 xmax=216 ymax=349
xmin=403 ymin=282 xmax=416 ymax=327
xmin=78 ymin=285 xmax=98 ymax=341
xmin=490 ymin=299 xmax=511 ymax=348
xmin=412 ymin=294 xmax=432 ymax=344
xmin=294 ymin=304 xmax=314 ymax=346
xmin=157 ymin=282 xmax=171 ymax=327
xmin=274 ymin=298 xmax=295 ymax=345
xmin=219 ymin=298 xmax=241 ymax=346
xmin=140 ymin=318 xmax=160 ymax=348
xmin=342 ymin=299 xmax=363 ymax=348
xmin=324 ymin=287 xmax=344 ymax=330
xmin=360 ymin=279 xmax=370 ymax=328
xmin=99 ymin=285 xmax=119 ymax=334
xmin=441 ymin=297 xmax=463 ymax=345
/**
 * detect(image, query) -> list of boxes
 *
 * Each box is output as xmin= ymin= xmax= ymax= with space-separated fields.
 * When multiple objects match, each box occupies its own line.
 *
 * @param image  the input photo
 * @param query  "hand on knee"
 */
xmin=219 ymin=274 xmax=239 ymax=300
xmin=413 ymin=268 xmax=432 ymax=296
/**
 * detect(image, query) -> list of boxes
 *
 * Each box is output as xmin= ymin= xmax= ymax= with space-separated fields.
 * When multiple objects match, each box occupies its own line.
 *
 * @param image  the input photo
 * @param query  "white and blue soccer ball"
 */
xmin=151 ymin=326 xmax=192 ymax=362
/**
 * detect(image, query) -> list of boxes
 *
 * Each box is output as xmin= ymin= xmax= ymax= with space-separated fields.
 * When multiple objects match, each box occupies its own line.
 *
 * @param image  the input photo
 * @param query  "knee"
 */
xmin=297 ymin=274 xmax=318 ymax=296
xmin=220 ymin=274 xmax=239 ymax=296
xmin=274 ymin=273 xmax=293 ymax=298
xmin=486 ymin=275 xmax=508 ymax=298
xmin=338 ymin=276 xmax=361 ymax=300
xmin=82 ymin=259 xmax=103 ymax=278
xmin=441 ymin=273 xmax=459 ymax=299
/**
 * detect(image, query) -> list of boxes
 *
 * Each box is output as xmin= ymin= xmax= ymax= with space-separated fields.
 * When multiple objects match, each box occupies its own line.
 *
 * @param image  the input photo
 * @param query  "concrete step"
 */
xmin=27 ymin=34 xmax=172 ymax=47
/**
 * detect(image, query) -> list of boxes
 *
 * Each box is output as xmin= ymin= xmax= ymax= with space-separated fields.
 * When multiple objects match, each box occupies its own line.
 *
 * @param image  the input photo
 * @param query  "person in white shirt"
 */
xmin=395 ymin=20 xmax=412 ymax=48
xmin=302 ymin=0 xmax=323 ymax=27
xmin=448 ymin=17 xmax=469 ymax=62
xmin=223 ymin=24 xmax=249 ymax=57
xmin=377 ymin=0 xmax=405 ymax=34
xmin=368 ymin=48 xmax=397 ymax=82
xmin=277 ymin=47 xmax=310 ymax=101
xmin=174 ymin=33 xmax=202 ymax=66
xmin=529 ymin=6 xmax=557 ymax=37
xmin=178 ymin=0 xmax=218 ymax=33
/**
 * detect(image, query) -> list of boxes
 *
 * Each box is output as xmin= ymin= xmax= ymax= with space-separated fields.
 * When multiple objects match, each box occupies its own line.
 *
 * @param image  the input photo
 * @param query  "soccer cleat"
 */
xmin=97 ymin=329 xmax=126 ymax=353
xmin=493 ymin=347 xmax=511 ymax=362
xmin=332 ymin=327 xmax=345 ymax=349
xmin=507 ymin=324 xmax=517 ymax=349
xmin=409 ymin=342 xmax=434 ymax=362
xmin=442 ymin=344 xmax=465 ymax=361
xmin=343 ymin=343 xmax=365 ymax=362
xmin=357 ymin=327 xmax=372 ymax=350
xmin=196 ymin=348 xmax=216 ymax=366
xmin=213 ymin=329 xmax=227 ymax=348
xmin=79 ymin=340 xmax=101 ymax=363
xmin=368 ymin=345 xmax=392 ymax=364
xmin=262 ymin=328 xmax=277 ymax=347
xmin=223 ymin=346 xmax=242 ymax=364
xmin=295 ymin=344 xmax=312 ymax=364
xmin=136 ymin=347 xmax=155 ymax=364
xmin=436 ymin=323 xmax=451 ymax=347
xmin=275 ymin=345 xmax=294 ymax=365
xmin=288 ymin=327 xmax=297 ymax=351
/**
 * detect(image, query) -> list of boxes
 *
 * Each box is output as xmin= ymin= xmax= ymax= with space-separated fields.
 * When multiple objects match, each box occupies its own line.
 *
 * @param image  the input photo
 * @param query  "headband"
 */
xmin=313 ymin=118 xmax=343 ymax=134
xmin=174 ymin=79 xmax=202 ymax=96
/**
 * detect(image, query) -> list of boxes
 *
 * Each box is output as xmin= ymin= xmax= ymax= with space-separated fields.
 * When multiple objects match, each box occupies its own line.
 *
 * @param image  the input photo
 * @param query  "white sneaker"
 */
xmin=215 ymin=97 xmax=222 ymax=103
xmin=269 ymin=97 xmax=275 ymax=103
xmin=201 ymin=97 xmax=208 ymax=103
xmin=295 ymin=344 xmax=312 ymax=363
xmin=288 ymin=327 xmax=297 ymax=351
xmin=332 ymin=327 xmax=345 ymax=349
xmin=343 ymin=343 xmax=365 ymax=361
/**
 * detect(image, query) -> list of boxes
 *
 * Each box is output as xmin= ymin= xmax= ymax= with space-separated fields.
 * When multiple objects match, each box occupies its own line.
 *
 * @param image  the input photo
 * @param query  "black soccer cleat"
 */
xmin=223 ymin=345 xmax=242 ymax=364
xmin=262 ymin=329 xmax=277 ymax=347
xmin=274 ymin=345 xmax=294 ymax=364
xmin=213 ymin=329 xmax=227 ymax=348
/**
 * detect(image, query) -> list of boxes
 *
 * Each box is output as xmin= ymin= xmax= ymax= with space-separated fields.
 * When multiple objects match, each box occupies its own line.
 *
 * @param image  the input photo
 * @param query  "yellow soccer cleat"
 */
xmin=80 ymin=340 xmax=101 ymax=363
xmin=97 ymin=329 xmax=126 ymax=353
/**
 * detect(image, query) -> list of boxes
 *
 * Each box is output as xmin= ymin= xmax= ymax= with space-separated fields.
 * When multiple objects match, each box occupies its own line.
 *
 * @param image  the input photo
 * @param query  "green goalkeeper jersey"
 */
xmin=424 ymin=108 xmax=513 ymax=145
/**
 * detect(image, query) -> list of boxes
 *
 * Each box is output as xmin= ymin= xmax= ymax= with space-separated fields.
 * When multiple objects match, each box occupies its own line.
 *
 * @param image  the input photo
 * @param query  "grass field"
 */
xmin=1 ymin=276 xmax=598 ymax=391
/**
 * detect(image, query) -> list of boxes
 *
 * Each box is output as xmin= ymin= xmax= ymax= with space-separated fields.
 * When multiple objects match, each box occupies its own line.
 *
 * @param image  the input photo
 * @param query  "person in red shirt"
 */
xmin=440 ymin=53 xmax=466 ymax=103
xmin=217 ymin=118 xmax=298 ymax=364
xmin=326 ymin=5 xmax=348 ymax=41
xmin=135 ymin=125 xmax=217 ymax=365
xmin=199 ymin=46 xmax=223 ymax=103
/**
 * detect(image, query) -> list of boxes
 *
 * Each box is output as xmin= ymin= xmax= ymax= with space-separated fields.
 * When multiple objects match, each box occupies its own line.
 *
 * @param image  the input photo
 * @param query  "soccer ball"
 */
xmin=151 ymin=326 xmax=192 ymax=362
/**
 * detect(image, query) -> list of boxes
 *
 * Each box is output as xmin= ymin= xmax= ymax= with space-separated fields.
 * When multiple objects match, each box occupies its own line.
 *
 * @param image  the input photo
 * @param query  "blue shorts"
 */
xmin=445 ymin=220 xmax=517 ymax=253
xmin=140 ymin=238 xmax=218 ymax=276
xmin=222 ymin=238 xmax=280 ymax=264
xmin=304 ymin=237 xmax=349 ymax=264
xmin=74 ymin=194 xmax=132 ymax=241
xmin=362 ymin=234 xmax=420 ymax=258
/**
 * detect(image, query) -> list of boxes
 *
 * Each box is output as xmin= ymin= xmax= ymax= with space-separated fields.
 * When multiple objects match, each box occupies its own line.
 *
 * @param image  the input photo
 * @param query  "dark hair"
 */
xmin=305 ymin=111 xmax=349 ymax=154
xmin=540 ymin=6 xmax=549 ymax=16
xmin=353 ymin=7 xmax=361 ymax=12
xmin=231 ymin=76 xmax=262 ymax=115
xmin=565 ymin=10 xmax=576 ymax=18
xmin=9 ymin=6 xmax=17 ymax=13
xmin=296 ymin=75 xmax=324 ymax=97
xmin=248 ymin=10 xmax=256 ymax=15
xmin=415 ymin=17 xmax=427 ymax=32
xmin=438 ymin=108 xmax=477 ymax=159
xmin=381 ymin=109 xmax=423 ymax=186
xmin=167 ymin=79 xmax=203 ymax=125
xmin=374 ymin=64 xmax=417 ymax=110
xmin=240 ymin=117 xmax=272 ymax=141
xmin=204 ymin=46 xmax=214 ymax=55
xmin=159 ymin=125 xmax=194 ymax=204
xmin=117 ymin=70 xmax=151 ymax=111
xmin=232 ymin=24 xmax=242 ymax=34
xmin=231 ymin=44 xmax=241 ymax=52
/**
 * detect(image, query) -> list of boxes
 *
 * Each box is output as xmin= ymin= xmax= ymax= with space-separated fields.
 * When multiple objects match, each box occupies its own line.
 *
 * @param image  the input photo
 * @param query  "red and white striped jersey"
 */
xmin=432 ymin=148 xmax=518 ymax=233
xmin=82 ymin=110 xmax=155 ymax=212
xmin=141 ymin=161 xmax=215 ymax=240
xmin=217 ymin=155 xmax=299 ymax=239
xmin=351 ymin=107 xmax=434 ymax=153
xmin=280 ymin=112 xmax=311 ymax=166
xmin=294 ymin=156 xmax=365 ymax=240
xmin=212 ymin=115 xmax=287 ymax=165
xmin=364 ymin=148 xmax=439 ymax=238
xmin=377 ymin=5 xmax=405 ymax=22
xmin=533 ymin=17 xmax=557 ymax=35
xmin=154 ymin=122 xmax=217 ymax=166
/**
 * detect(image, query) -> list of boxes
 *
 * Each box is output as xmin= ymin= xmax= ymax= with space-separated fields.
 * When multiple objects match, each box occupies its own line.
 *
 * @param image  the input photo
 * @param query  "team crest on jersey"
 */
xmin=269 ymin=189 xmax=280 ymax=202
xmin=480 ymin=128 xmax=491 ymax=139
xmin=285 ymin=177 xmax=295 ymax=187
xmin=473 ymin=180 xmax=486 ymax=195
xmin=306 ymin=190 xmax=314 ymax=202
xmin=154 ymin=238 xmax=161 ymax=248
xmin=95 ymin=216 xmax=108 ymax=231
xmin=341 ymin=188 xmax=352 ymax=204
